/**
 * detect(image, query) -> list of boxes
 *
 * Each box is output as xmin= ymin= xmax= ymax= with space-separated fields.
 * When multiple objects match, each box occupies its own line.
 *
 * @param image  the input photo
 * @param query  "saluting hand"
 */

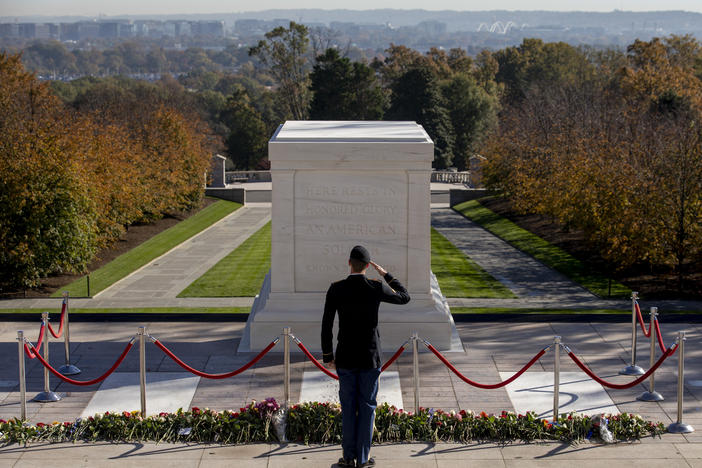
xmin=369 ymin=261 xmax=387 ymax=276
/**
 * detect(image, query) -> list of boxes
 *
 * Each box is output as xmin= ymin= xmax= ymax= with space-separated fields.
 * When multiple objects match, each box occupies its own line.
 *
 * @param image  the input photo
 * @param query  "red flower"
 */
xmin=36 ymin=422 xmax=46 ymax=427
xmin=192 ymin=407 xmax=201 ymax=415
xmin=0 ymin=419 xmax=6 ymax=424
xmin=122 ymin=411 xmax=131 ymax=418
xmin=480 ymin=411 xmax=488 ymax=418
xmin=63 ymin=422 xmax=72 ymax=427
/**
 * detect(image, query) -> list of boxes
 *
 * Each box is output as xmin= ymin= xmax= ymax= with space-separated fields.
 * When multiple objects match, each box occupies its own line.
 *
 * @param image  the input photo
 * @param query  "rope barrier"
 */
xmin=567 ymin=343 xmax=677 ymax=390
xmin=654 ymin=319 xmax=667 ymax=354
xmin=296 ymin=340 xmax=339 ymax=379
xmin=294 ymin=337 xmax=410 ymax=380
xmin=381 ymin=344 xmax=407 ymax=372
xmin=635 ymin=301 xmax=652 ymax=337
xmin=25 ymin=338 xmax=135 ymax=386
xmin=25 ymin=323 xmax=46 ymax=359
xmin=425 ymin=341 xmax=548 ymax=389
xmin=47 ymin=300 xmax=67 ymax=339
xmin=153 ymin=337 xmax=279 ymax=379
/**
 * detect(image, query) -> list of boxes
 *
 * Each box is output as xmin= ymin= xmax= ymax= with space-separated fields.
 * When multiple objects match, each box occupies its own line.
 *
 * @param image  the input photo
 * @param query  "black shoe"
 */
xmin=357 ymin=458 xmax=375 ymax=467
xmin=337 ymin=457 xmax=355 ymax=467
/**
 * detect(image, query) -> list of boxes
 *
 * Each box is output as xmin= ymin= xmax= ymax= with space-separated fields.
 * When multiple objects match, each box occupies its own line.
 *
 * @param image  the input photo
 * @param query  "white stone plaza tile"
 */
xmin=500 ymin=371 xmax=618 ymax=418
xmin=81 ymin=372 xmax=199 ymax=417
xmin=299 ymin=371 xmax=403 ymax=409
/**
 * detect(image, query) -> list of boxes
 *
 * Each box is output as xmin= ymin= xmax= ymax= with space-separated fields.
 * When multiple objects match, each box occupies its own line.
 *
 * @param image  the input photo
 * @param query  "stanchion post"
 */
xmin=58 ymin=291 xmax=81 ymax=376
xmin=17 ymin=331 xmax=26 ymax=420
xmin=668 ymin=331 xmax=694 ymax=433
xmin=283 ymin=327 xmax=291 ymax=409
xmin=412 ymin=332 xmax=419 ymax=414
xmin=33 ymin=313 xmax=62 ymax=402
xmin=620 ymin=291 xmax=645 ymax=376
xmin=638 ymin=307 xmax=664 ymax=402
xmin=553 ymin=336 xmax=561 ymax=422
xmin=138 ymin=326 xmax=147 ymax=416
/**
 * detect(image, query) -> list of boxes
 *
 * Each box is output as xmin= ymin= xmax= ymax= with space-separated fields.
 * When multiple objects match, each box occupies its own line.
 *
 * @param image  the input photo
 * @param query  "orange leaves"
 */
xmin=0 ymin=53 xmax=211 ymax=289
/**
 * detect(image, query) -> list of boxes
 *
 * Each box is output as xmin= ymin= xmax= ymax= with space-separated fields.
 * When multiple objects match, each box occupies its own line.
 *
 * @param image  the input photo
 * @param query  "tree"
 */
xmin=441 ymin=75 xmax=499 ymax=170
xmin=387 ymin=67 xmax=455 ymax=168
xmin=220 ymin=88 xmax=268 ymax=169
xmin=0 ymin=53 xmax=97 ymax=289
xmin=249 ymin=22 xmax=311 ymax=120
xmin=309 ymin=48 xmax=386 ymax=120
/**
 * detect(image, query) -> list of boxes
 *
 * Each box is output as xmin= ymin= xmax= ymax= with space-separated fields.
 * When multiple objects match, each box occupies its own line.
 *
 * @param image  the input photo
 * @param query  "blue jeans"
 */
xmin=337 ymin=367 xmax=380 ymax=465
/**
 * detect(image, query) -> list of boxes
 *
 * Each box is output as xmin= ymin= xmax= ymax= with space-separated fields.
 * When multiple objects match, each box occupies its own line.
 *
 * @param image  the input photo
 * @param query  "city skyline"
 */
xmin=2 ymin=0 xmax=702 ymax=17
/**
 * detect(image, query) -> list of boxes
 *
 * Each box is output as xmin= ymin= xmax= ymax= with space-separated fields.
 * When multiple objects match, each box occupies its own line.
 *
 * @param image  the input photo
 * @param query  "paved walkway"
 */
xmin=431 ymin=208 xmax=596 ymax=302
xmin=0 ymin=319 xmax=700 ymax=465
xmin=1 ymin=440 xmax=701 ymax=467
xmin=97 ymin=204 xmax=271 ymax=301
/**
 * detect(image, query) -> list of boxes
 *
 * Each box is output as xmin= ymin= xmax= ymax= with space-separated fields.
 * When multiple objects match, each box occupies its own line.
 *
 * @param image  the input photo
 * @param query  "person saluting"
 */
xmin=322 ymin=245 xmax=411 ymax=468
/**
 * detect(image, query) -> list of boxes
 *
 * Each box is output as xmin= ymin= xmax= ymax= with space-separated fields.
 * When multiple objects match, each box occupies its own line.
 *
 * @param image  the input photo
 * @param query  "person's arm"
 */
xmin=321 ymin=284 xmax=336 ymax=365
xmin=370 ymin=261 xmax=410 ymax=305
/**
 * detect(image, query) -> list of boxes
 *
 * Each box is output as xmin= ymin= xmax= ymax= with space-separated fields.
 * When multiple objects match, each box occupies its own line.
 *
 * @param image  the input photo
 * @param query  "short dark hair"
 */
xmin=349 ymin=258 xmax=368 ymax=273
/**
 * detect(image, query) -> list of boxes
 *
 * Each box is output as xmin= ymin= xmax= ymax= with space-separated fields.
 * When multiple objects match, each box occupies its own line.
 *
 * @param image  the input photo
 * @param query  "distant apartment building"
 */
xmin=0 ymin=19 xmax=224 ymax=40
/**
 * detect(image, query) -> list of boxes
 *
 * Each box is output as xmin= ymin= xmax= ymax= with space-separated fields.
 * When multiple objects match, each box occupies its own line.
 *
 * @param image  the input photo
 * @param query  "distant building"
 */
xmin=0 ymin=23 xmax=19 ymax=38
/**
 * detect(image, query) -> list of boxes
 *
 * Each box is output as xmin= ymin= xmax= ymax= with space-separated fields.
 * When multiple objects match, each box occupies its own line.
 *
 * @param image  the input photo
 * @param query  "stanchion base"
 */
xmin=637 ymin=390 xmax=664 ymax=402
xmin=619 ymin=365 xmax=645 ymax=376
xmin=667 ymin=422 xmax=694 ymax=433
xmin=58 ymin=364 xmax=81 ymax=376
xmin=33 ymin=391 xmax=62 ymax=403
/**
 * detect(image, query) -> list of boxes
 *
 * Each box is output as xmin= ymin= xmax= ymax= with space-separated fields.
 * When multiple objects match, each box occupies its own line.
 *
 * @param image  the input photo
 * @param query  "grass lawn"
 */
xmin=0 ymin=307 xmax=250 ymax=315
xmin=431 ymin=228 xmax=515 ymax=298
xmin=453 ymin=200 xmax=630 ymax=298
xmin=54 ymin=199 xmax=242 ymax=298
xmin=179 ymin=222 xmax=514 ymax=298
xmin=178 ymin=221 xmax=271 ymax=297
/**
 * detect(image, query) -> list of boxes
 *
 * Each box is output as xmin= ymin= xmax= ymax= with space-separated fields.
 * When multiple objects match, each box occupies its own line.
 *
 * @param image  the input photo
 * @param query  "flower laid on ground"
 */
xmin=0 ymin=400 xmax=665 ymax=445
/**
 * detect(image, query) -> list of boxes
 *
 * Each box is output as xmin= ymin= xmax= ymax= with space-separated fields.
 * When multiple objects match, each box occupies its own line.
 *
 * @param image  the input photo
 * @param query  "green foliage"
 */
xmin=0 ymin=402 xmax=279 ymax=444
xmin=285 ymin=404 xmax=665 ymax=444
xmin=441 ymin=74 xmax=499 ymax=170
xmin=431 ymin=228 xmax=515 ymax=298
xmin=309 ymin=48 xmax=386 ymax=120
xmin=178 ymin=221 xmax=271 ymax=297
xmin=220 ymin=88 xmax=268 ymax=169
xmin=56 ymin=200 xmax=241 ymax=297
xmin=249 ymin=22 xmax=311 ymax=120
xmin=387 ymin=67 xmax=455 ymax=168
xmin=453 ymin=200 xmax=630 ymax=298
xmin=0 ymin=403 xmax=666 ymax=445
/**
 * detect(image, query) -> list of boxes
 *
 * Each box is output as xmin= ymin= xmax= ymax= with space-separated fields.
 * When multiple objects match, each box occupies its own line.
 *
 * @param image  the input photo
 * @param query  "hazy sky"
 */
xmin=2 ymin=0 xmax=702 ymax=17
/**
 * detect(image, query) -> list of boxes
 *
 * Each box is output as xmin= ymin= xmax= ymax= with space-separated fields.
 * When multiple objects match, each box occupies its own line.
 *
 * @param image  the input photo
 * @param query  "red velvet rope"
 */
xmin=635 ymin=302 xmax=652 ymax=338
xmin=297 ymin=341 xmax=339 ymax=380
xmin=427 ymin=344 xmax=546 ymax=389
xmin=26 ymin=340 xmax=134 ymax=386
xmin=25 ymin=323 xmax=46 ymax=359
xmin=296 ymin=341 xmax=407 ymax=379
xmin=567 ymin=344 xmax=677 ymax=390
xmin=654 ymin=319 xmax=667 ymax=354
xmin=154 ymin=339 xmax=277 ymax=379
xmin=381 ymin=345 xmax=406 ymax=372
xmin=47 ymin=300 xmax=67 ymax=339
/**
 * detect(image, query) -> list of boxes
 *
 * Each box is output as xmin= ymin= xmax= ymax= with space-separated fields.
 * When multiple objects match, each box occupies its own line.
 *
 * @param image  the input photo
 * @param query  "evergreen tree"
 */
xmin=387 ymin=67 xmax=455 ymax=168
xmin=220 ymin=88 xmax=268 ymax=170
xmin=309 ymin=48 xmax=386 ymax=120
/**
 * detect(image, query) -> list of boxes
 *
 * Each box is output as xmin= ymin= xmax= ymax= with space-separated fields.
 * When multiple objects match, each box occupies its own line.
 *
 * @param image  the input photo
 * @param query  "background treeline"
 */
xmin=0 ymin=53 xmax=211 ymax=290
xmin=484 ymin=36 xmax=702 ymax=292
xmin=5 ymin=23 xmax=702 ymax=293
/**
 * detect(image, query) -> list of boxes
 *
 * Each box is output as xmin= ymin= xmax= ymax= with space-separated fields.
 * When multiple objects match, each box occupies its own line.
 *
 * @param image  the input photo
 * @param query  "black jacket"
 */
xmin=321 ymin=272 xmax=410 ymax=369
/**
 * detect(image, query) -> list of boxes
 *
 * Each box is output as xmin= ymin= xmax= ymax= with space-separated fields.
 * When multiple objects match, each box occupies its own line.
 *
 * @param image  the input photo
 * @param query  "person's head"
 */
xmin=348 ymin=245 xmax=370 ymax=273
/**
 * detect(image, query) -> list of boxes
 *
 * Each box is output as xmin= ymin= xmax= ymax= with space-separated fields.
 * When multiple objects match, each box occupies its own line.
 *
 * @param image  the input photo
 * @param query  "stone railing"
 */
xmin=430 ymin=171 xmax=471 ymax=183
xmin=225 ymin=171 xmax=272 ymax=183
